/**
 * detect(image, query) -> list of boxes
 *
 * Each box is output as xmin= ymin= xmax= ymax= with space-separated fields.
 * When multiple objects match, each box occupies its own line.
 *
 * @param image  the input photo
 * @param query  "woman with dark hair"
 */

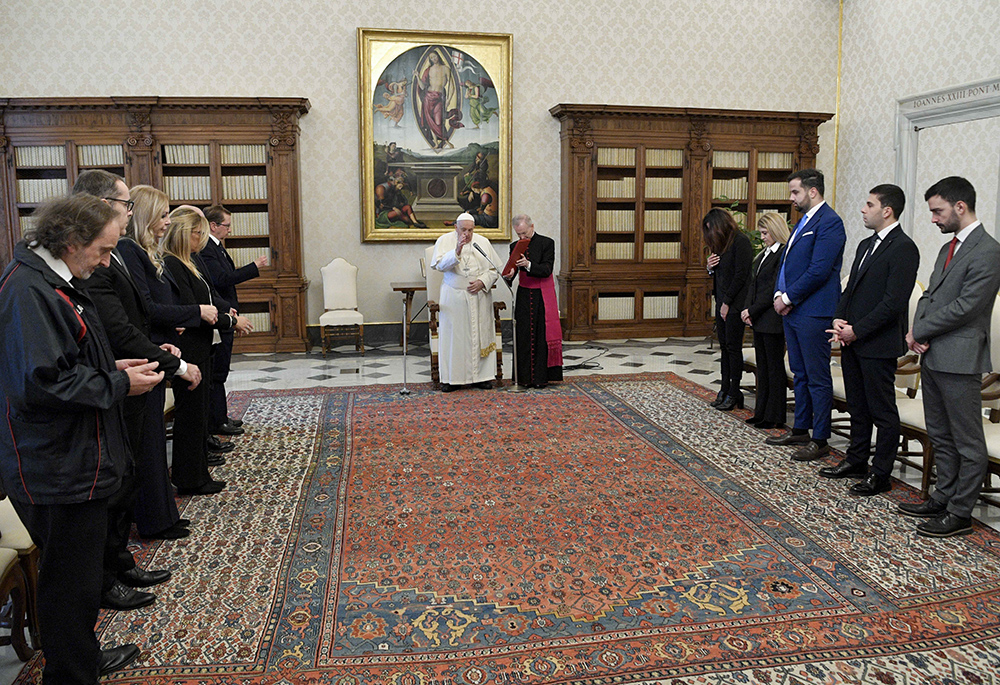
xmin=703 ymin=208 xmax=753 ymax=411
xmin=741 ymin=213 xmax=790 ymax=429
xmin=159 ymin=207 xmax=247 ymax=496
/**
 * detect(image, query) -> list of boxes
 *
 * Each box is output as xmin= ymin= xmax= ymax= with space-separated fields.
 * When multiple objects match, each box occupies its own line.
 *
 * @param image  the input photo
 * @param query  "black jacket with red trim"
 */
xmin=0 ymin=241 xmax=130 ymax=504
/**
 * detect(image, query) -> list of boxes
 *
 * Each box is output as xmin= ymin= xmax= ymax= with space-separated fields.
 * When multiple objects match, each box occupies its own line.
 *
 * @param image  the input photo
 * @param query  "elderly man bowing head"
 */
xmin=430 ymin=212 xmax=503 ymax=392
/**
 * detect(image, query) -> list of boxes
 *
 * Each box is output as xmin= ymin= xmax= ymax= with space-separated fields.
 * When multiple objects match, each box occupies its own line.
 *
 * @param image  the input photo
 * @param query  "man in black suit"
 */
xmin=822 ymin=184 xmax=918 ymax=496
xmin=200 ymin=205 xmax=264 ymax=436
xmin=74 ymin=170 xmax=201 ymax=610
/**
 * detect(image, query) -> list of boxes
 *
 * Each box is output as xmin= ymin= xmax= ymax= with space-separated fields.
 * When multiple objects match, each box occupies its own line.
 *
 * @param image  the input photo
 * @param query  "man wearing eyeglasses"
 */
xmin=200 ymin=205 xmax=265 ymax=439
xmin=74 ymin=170 xmax=200 ymax=612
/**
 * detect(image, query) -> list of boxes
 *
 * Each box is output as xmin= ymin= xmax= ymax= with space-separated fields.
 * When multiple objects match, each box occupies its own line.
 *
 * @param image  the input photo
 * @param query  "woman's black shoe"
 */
xmin=716 ymin=394 xmax=745 ymax=411
xmin=710 ymin=391 xmax=726 ymax=407
xmin=745 ymin=416 xmax=762 ymax=425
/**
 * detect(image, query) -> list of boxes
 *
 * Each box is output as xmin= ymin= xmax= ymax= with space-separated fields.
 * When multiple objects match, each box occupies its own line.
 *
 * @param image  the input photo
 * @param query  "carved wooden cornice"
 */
xmin=0 ymin=97 xmax=310 ymax=116
xmin=688 ymin=118 xmax=711 ymax=154
xmin=551 ymin=103 xmax=833 ymax=127
xmin=567 ymin=115 xmax=594 ymax=152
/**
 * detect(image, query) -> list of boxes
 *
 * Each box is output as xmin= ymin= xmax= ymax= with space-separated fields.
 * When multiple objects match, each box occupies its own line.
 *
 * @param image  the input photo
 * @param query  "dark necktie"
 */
xmin=859 ymin=236 xmax=880 ymax=269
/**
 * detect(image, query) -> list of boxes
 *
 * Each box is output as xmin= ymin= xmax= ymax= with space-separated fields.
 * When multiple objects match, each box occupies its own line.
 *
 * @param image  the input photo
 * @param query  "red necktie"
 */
xmin=944 ymin=237 xmax=959 ymax=269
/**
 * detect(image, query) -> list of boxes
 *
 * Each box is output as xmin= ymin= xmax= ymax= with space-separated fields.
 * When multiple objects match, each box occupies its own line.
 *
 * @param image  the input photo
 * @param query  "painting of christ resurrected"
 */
xmin=359 ymin=29 xmax=512 ymax=242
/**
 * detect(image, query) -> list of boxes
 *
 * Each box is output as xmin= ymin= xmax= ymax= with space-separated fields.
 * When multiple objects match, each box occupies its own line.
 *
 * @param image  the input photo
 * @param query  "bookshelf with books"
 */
xmin=0 ymin=97 xmax=310 ymax=353
xmin=550 ymin=104 xmax=832 ymax=340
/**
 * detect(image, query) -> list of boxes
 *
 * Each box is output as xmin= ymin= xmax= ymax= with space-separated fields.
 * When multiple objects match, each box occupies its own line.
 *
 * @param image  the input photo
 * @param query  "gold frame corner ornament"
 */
xmin=357 ymin=27 xmax=513 ymax=242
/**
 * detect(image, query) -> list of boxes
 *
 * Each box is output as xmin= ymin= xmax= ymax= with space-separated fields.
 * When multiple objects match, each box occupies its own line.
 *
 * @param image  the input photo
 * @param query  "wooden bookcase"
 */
xmin=0 ymin=97 xmax=311 ymax=353
xmin=550 ymin=104 xmax=833 ymax=341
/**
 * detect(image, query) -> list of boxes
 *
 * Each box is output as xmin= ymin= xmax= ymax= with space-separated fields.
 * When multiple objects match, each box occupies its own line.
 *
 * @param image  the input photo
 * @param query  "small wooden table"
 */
xmin=391 ymin=281 xmax=426 ymax=350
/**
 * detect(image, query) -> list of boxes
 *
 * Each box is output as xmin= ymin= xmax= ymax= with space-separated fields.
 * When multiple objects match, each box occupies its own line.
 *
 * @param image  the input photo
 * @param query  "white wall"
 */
xmin=2 ymin=0 xmax=843 ymax=324
xmin=837 ymin=0 xmax=1000 ymax=286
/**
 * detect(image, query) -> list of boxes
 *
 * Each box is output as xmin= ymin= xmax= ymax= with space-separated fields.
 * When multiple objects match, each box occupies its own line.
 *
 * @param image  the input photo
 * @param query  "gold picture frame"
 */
xmin=358 ymin=27 xmax=512 ymax=242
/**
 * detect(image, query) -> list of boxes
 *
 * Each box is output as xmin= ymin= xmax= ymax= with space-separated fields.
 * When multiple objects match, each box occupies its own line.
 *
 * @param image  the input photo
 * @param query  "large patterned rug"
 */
xmin=14 ymin=374 xmax=1000 ymax=684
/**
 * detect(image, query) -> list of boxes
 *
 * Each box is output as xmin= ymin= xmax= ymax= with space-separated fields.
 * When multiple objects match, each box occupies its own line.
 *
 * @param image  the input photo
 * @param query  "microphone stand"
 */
xmin=472 ymin=242 xmax=523 ymax=392
xmin=399 ymin=294 xmax=411 ymax=396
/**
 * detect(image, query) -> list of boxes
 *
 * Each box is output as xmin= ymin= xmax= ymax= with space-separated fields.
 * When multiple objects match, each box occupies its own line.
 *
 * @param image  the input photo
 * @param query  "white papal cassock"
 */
xmin=431 ymin=231 xmax=502 ymax=385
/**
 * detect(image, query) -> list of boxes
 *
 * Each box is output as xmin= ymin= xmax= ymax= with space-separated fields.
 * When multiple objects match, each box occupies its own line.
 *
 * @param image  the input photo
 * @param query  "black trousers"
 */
xmin=170 ymin=373 xmax=212 ymax=490
xmin=133 ymin=382 xmax=180 ymax=535
xmin=104 ymin=406 xmax=142 ymax=591
xmin=752 ymin=330 xmax=787 ymax=424
xmin=716 ymin=310 xmax=746 ymax=398
xmin=209 ymin=335 xmax=233 ymax=429
xmin=11 ymin=497 xmax=108 ymax=685
xmin=841 ymin=346 xmax=899 ymax=477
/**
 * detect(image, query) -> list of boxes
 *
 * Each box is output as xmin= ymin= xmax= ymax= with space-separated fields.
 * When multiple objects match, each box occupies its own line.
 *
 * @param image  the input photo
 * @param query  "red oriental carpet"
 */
xmin=14 ymin=373 xmax=1000 ymax=684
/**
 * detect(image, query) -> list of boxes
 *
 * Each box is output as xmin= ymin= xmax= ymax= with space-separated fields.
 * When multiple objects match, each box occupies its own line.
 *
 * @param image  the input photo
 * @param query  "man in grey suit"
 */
xmin=902 ymin=176 xmax=1000 ymax=537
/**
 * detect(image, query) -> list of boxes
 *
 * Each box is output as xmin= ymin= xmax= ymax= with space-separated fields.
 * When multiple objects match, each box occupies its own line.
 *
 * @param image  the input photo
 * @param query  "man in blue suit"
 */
xmin=766 ymin=169 xmax=845 ymax=462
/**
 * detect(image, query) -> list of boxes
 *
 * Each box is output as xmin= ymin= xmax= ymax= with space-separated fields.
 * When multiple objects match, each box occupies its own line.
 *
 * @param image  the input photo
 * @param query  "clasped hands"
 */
xmin=826 ymin=318 xmax=856 ymax=345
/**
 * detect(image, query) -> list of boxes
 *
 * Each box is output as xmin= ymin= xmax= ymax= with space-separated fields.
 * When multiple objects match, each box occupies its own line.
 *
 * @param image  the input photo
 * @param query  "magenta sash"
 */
xmin=518 ymin=273 xmax=563 ymax=367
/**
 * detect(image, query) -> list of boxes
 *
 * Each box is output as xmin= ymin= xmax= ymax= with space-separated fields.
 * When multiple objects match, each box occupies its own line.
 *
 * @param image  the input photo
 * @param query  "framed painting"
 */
xmin=358 ymin=28 xmax=512 ymax=242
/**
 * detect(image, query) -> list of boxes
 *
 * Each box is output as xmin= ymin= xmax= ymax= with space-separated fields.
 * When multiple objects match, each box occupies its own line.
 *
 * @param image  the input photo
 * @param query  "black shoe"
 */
xmin=716 ymin=394 xmax=744 ymax=411
xmin=710 ymin=390 xmax=726 ymax=408
xmin=211 ymin=422 xmax=245 ymax=436
xmin=755 ymin=421 xmax=782 ymax=430
xmin=119 ymin=567 xmax=171 ymax=588
xmin=791 ymin=441 xmax=830 ymax=462
xmin=177 ymin=480 xmax=226 ymax=496
xmin=849 ymin=472 xmax=891 ymax=496
xmin=765 ymin=431 xmax=811 ymax=446
xmin=101 ymin=581 xmax=155 ymax=611
xmin=177 ymin=518 xmax=191 ymax=527
xmin=745 ymin=416 xmax=763 ymax=426
xmin=99 ymin=644 xmax=140 ymax=676
xmin=207 ymin=454 xmax=226 ymax=467
xmin=227 ymin=416 xmax=244 ymax=428
xmin=140 ymin=523 xmax=190 ymax=540
xmin=207 ymin=436 xmax=234 ymax=453
xmin=475 ymin=380 xmax=494 ymax=390
xmin=819 ymin=459 xmax=868 ymax=479
xmin=916 ymin=512 xmax=973 ymax=538
xmin=440 ymin=383 xmax=455 ymax=393
xmin=898 ymin=498 xmax=948 ymax=518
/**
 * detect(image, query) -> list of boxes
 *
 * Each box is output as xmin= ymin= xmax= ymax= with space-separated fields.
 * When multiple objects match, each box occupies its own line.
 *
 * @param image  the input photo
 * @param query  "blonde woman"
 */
xmin=119 ymin=187 xmax=212 ymax=535
xmin=159 ymin=207 xmax=244 ymax=496
xmin=740 ymin=213 xmax=790 ymax=429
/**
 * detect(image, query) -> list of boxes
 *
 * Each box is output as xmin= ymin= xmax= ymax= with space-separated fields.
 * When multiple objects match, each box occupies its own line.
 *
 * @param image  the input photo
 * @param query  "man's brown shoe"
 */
xmin=791 ymin=441 xmax=830 ymax=462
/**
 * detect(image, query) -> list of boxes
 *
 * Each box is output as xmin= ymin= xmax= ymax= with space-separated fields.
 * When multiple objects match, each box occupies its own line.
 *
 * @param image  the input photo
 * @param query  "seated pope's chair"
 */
xmin=319 ymin=258 xmax=364 ymax=356
xmin=424 ymin=245 xmax=505 ymax=389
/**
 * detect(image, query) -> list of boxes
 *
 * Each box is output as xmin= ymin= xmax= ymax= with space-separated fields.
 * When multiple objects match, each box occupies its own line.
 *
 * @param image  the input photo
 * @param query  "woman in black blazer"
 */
xmin=703 ymin=208 xmax=753 ymax=411
xmin=740 ymin=213 xmax=790 ymax=428
xmin=160 ymin=207 xmax=243 ymax=496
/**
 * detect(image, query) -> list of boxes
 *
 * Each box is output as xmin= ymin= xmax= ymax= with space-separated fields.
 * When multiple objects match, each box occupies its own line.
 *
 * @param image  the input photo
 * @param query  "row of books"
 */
xmin=596 ymin=209 xmax=635 ymax=232
xmin=595 ymin=242 xmax=635 ymax=260
xmin=17 ymin=178 xmax=69 ymax=203
xmin=712 ymin=177 xmax=749 ymax=200
xmin=756 ymin=181 xmax=790 ymax=201
xmin=645 ymin=209 xmax=683 ymax=232
xmin=597 ymin=295 xmax=635 ymax=321
xmin=163 ymin=176 xmax=211 ymax=201
xmin=163 ymin=144 xmax=210 ymax=165
xmin=15 ymin=145 xmax=65 ymax=167
xmin=645 ymin=176 xmax=683 ymax=199
xmin=78 ymin=144 xmax=124 ymax=167
xmin=645 ymin=148 xmax=683 ymax=167
xmin=643 ymin=294 xmax=680 ymax=319
xmin=713 ymin=151 xmax=750 ymax=168
xmin=228 ymin=246 xmax=269 ymax=268
xmin=643 ymin=241 xmax=682 ymax=260
xmin=755 ymin=210 xmax=789 ymax=225
xmin=596 ymin=177 xmax=635 ymax=199
xmin=19 ymin=215 xmax=37 ymax=233
xmin=758 ymin=151 xmax=794 ymax=169
xmin=242 ymin=312 xmax=271 ymax=334
xmin=220 ymin=144 xmax=267 ymax=165
xmin=230 ymin=211 xmax=270 ymax=236
xmin=597 ymin=147 xmax=636 ymax=166
xmin=222 ymin=175 xmax=268 ymax=200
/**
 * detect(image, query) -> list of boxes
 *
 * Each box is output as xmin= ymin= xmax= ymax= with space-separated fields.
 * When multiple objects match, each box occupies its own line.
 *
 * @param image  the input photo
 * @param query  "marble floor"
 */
xmin=2 ymin=337 xmax=999 ymax=681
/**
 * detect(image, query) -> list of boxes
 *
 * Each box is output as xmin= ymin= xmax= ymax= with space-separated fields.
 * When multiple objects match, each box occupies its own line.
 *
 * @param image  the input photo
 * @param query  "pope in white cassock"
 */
xmin=431 ymin=212 xmax=502 ymax=391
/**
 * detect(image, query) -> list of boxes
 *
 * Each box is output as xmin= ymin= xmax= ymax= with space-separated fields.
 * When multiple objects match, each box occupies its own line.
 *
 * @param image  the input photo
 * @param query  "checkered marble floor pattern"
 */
xmin=229 ymin=337 xmax=1000 ymax=532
